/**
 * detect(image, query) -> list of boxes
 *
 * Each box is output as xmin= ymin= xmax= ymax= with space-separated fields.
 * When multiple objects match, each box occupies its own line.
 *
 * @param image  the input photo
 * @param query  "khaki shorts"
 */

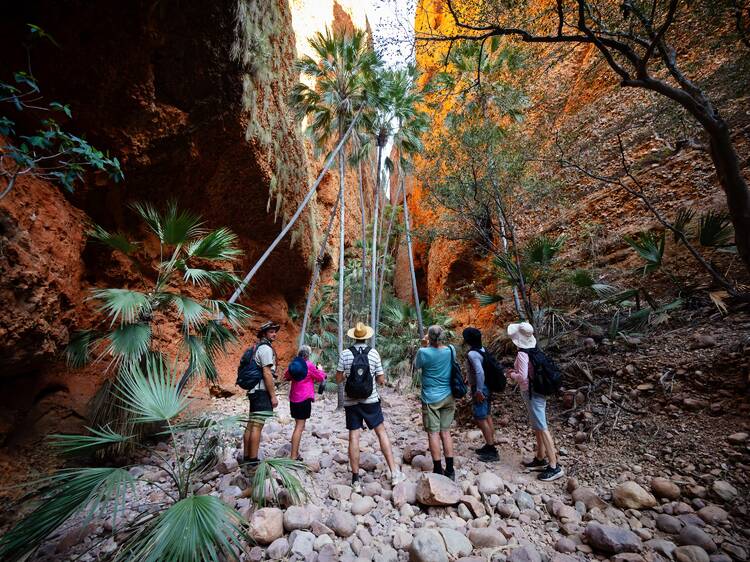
xmin=422 ymin=395 xmax=456 ymax=433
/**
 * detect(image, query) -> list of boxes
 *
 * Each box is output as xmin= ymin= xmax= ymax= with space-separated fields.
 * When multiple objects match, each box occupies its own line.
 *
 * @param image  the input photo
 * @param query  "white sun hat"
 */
xmin=507 ymin=321 xmax=537 ymax=349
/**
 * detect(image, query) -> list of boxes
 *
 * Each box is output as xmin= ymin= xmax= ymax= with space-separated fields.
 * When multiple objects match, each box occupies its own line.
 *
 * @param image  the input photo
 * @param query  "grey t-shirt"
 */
xmin=467 ymin=348 xmax=485 ymax=389
xmin=337 ymin=343 xmax=383 ymax=406
xmin=250 ymin=341 xmax=276 ymax=393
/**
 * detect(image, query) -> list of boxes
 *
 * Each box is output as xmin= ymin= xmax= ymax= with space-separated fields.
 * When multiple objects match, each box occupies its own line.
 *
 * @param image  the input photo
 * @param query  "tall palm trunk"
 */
xmin=375 ymin=178 xmax=405 ymax=332
xmin=369 ymin=143 xmax=384 ymax=343
xmin=299 ymin=188 xmax=342 ymax=347
xmin=357 ymin=160 xmax=367 ymax=312
xmin=498 ymin=212 xmax=524 ymax=319
xmin=401 ymin=174 xmax=424 ymax=339
xmin=337 ymin=134 xmax=346 ymax=409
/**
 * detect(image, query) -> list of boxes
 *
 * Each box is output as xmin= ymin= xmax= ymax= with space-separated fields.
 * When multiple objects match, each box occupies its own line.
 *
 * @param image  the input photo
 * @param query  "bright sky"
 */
xmin=365 ymin=0 xmax=417 ymax=68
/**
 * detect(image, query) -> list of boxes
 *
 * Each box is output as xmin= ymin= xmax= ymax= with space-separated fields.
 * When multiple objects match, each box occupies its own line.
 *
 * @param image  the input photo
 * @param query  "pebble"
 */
xmin=675 ymin=545 xmax=711 ymax=562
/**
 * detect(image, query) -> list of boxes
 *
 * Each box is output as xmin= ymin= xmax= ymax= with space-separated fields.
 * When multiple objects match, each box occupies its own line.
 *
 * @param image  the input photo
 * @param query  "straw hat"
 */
xmin=507 ymin=321 xmax=537 ymax=349
xmin=347 ymin=322 xmax=374 ymax=340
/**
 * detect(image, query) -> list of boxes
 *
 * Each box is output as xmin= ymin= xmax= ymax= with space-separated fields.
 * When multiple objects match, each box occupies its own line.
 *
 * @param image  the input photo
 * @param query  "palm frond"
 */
xmin=251 ymin=458 xmax=309 ymax=508
xmin=169 ymin=294 xmax=209 ymax=330
xmin=205 ymin=300 xmax=251 ymax=328
xmin=0 ymin=468 xmax=135 ymax=561
xmin=48 ymin=425 xmax=133 ymax=455
xmin=699 ymin=210 xmax=733 ymax=247
xmin=182 ymin=268 xmax=240 ymax=288
xmin=65 ymin=329 xmax=99 ymax=368
xmin=117 ymin=358 xmax=188 ymax=423
xmin=90 ymin=288 xmax=151 ymax=327
xmin=623 ymin=230 xmax=665 ymax=274
xmin=673 ymin=208 xmax=695 ymax=242
xmin=183 ymin=335 xmax=218 ymax=384
xmin=187 ymin=228 xmax=242 ymax=261
xmin=568 ymin=269 xmax=595 ymax=289
xmin=524 ymin=234 xmax=565 ymax=266
xmin=108 ymin=323 xmax=152 ymax=364
xmin=88 ymin=224 xmax=137 ymax=255
xmin=476 ymin=292 xmax=504 ymax=306
xmin=114 ymin=496 xmax=248 ymax=562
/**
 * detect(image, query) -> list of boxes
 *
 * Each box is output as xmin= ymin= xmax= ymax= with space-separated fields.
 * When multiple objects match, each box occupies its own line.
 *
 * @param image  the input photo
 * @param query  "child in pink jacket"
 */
xmin=283 ymin=345 xmax=327 ymax=461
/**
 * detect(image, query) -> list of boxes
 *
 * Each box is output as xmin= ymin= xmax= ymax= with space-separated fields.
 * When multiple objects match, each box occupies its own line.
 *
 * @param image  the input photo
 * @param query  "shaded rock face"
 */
xmin=0 ymin=0 xmax=328 ymax=439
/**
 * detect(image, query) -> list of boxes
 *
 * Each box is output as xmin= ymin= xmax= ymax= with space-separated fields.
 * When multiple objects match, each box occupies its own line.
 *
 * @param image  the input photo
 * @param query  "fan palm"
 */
xmin=0 ymin=359 xmax=257 ymax=562
xmin=66 ymin=201 xmax=249 ymax=448
xmin=291 ymin=26 xmax=379 ymax=407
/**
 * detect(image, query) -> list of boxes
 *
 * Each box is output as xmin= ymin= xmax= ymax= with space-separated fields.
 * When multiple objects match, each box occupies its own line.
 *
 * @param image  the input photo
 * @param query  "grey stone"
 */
xmin=267 ymin=537 xmax=290 ymax=560
xmin=392 ymin=481 xmax=418 ymax=508
xmin=656 ymin=513 xmax=683 ymax=534
xmin=645 ymin=539 xmax=677 ymax=559
xmin=677 ymin=525 xmax=716 ymax=553
xmin=478 ymin=471 xmax=505 ymax=495
xmin=508 ymin=545 xmax=542 ymax=562
xmin=583 ymin=522 xmax=642 ymax=554
xmin=327 ymin=509 xmax=357 ymax=537
xmin=555 ymin=537 xmax=577 ymax=553
xmin=697 ymin=505 xmax=728 ymax=525
xmin=711 ymin=481 xmax=737 ymax=502
xmin=352 ymin=496 xmax=376 ymax=516
xmin=513 ymin=491 xmax=535 ymax=511
xmin=409 ymin=529 xmax=448 ymax=562
xmin=284 ymin=505 xmax=313 ymax=531
xmin=675 ymin=545 xmax=710 ymax=562
xmin=439 ymin=528 xmax=473 ymax=557
xmin=468 ymin=527 xmax=507 ymax=548
xmin=290 ymin=530 xmax=315 ymax=558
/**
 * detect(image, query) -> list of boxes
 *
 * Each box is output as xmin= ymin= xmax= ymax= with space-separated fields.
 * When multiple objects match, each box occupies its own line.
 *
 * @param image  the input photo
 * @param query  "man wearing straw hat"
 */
xmin=336 ymin=322 xmax=405 ymax=492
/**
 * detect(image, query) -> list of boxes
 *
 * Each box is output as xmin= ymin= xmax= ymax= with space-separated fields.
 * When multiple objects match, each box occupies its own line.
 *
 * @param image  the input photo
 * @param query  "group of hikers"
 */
xmin=237 ymin=318 xmax=565 ymax=494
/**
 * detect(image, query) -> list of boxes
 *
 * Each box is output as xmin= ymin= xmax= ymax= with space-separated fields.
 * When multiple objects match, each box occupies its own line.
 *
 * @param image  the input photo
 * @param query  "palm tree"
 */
xmin=290 ymin=26 xmax=379 ymax=407
xmin=373 ymin=66 xmax=430 ymax=340
xmin=66 ymin=201 xmax=249 ymax=447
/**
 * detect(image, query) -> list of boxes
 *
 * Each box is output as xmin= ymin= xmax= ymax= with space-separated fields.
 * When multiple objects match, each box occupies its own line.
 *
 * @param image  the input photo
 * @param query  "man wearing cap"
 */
xmin=242 ymin=320 xmax=280 ymax=466
xmin=335 ymin=322 xmax=405 ymax=491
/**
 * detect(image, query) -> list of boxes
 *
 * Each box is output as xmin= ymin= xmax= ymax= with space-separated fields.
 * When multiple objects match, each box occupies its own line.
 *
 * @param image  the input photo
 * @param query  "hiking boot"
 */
xmin=477 ymin=447 xmax=499 ymax=462
xmin=240 ymin=458 xmax=260 ymax=478
xmin=474 ymin=444 xmax=494 ymax=454
xmin=444 ymin=468 xmax=456 ymax=481
xmin=538 ymin=465 xmax=565 ymax=482
xmin=523 ymin=457 xmax=549 ymax=471
xmin=391 ymin=470 xmax=406 ymax=486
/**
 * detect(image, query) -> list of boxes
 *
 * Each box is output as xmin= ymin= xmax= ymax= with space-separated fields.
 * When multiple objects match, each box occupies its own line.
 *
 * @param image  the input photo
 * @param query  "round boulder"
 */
xmin=409 ymin=529 xmax=448 ymax=562
xmin=613 ymin=481 xmax=657 ymax=510
xmin=248 ymin=507 xmax=284 ymax=545
xmin=652 ymin=477 xmax=681 ymax=500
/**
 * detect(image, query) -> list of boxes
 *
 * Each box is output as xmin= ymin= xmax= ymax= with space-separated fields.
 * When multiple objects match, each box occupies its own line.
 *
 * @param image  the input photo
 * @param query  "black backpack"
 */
xmin=345 ymin=346 xmax=373 ymax=400
xmin=522 ymin=347 xmax=562 ymax=396
xmin=472 ymin=348 xmax=507 ymax=393
xmin=236 ymin=343 xmax=270 ymax=391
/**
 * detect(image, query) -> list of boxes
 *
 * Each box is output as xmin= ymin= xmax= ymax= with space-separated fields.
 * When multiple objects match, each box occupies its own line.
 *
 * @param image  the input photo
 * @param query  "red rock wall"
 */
xmin=0 ymin=0 xmax=363 ymax=443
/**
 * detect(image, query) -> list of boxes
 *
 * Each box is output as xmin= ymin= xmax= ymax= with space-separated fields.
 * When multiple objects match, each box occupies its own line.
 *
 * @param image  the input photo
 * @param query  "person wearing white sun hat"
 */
xmin=507 ymin=321 xmax=565 ymax=482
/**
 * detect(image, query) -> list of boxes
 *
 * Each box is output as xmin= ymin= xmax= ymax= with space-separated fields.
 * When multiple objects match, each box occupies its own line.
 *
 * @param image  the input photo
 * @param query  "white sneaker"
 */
xmin=391 ymin=470 xmax=406 ymax=486
xmin=352 ymin=480 xmax=363 ymax=494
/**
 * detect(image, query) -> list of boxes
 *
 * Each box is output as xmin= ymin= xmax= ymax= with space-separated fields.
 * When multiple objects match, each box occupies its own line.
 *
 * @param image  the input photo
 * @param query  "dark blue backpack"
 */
xmin=236 ymin=343 xmax=269 ymax=391
xmin=522 ymin=347 xmax=563 ymax=396
xmin=288 ymin=356 xmax=308 ymax=382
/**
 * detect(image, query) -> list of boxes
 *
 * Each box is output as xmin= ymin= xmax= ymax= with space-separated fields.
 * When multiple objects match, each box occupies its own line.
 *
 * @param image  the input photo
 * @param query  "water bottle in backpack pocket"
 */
xmin=345 ymin=346 xmax=373 ymax=400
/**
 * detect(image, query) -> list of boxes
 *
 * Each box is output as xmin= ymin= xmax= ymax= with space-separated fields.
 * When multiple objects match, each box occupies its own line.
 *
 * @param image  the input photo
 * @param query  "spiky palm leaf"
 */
xmin=673 ymin=208 xmax=695 ymax=242
xmin=476 ymin=292 xmax=504 ymax=306
xmin=90 ymin=288 xmax=151 ymax=326
xmin=114 ymin=495 xmax=248 ymax=562
xmin=117 ymin=358 xmax=187 ymax=423
xmin=624 ymin=230 xmax=665 ymax=274
xmin=131 ymin=200 xmax=204 ymax=246
xmin=65 ymin=329 xmax=100 ymax=368
xmin=187 ymin=228 xmax=242 ymax=261
xmin=251 ymin=458 xmax=309 ymax=508
xmin=88 ymin=224 xmax=137 ymax=255
xmin=699 ymin=210 xmax=733 ymax=247
xmin=524 ymin=234 xmax=565 ymax=267
xmin=48 ymin=425 xmax=133 ymax=455
xmin=0 ymin=468 xmax=136 ymax=561
xmin=107 ymin=322 xmax=151 ymax=365
xmin=182 ymin=268 xmax=240 ymax=288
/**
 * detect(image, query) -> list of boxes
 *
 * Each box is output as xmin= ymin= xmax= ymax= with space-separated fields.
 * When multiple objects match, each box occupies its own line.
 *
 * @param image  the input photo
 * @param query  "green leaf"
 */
xmin=251 ymin=458 xmax=309 ymax=508
xmin=88 ymin=224 xmax=138 ymax=254
xmin=108 ymin=323 xmax=151 ymax=364
xmin=182 ymin=268 xmax=240 ymax=288
xmin=673 ymin=208 xmax=694 ymax=243
xmin=90 ymin=288 xmax=151 ymax=326
xmin=205 ymin=300 xmax=251 ymax=328
xmin=49 ymin=101 xmax=72 ymax=118
xmin=65 ymin=329 xmax=99 ymax=368
xmin=169 ymin=294 xmax=208 ymax=330
xmin=0 ymin=467 xmax=135 ymax=561
xmin=623 ymin=230 xmax=665 ymax=274
xmin=476 ymin=293 xmax=503 ymax=306
xmin=117 ymin=357 xmax=188 ymax=423
xmin=699 ymin=210 xmax=733 ymax=247
xmin=187 ymin=228 xmax=242 ymax=261
xmin=114 ymin=496 xmax=249 ymax=562
xmin=48 ymin=425 xmax=133 ymax=455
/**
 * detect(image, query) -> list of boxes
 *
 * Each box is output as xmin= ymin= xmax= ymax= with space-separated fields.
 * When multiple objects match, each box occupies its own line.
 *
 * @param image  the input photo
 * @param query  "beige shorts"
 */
xmin=422 ymin=395 xmax=456 ymax=433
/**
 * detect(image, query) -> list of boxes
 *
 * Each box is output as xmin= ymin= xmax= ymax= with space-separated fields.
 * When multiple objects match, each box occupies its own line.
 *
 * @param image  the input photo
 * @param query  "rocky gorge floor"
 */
xmin=27 ymin=369 xmax=750 ymax=562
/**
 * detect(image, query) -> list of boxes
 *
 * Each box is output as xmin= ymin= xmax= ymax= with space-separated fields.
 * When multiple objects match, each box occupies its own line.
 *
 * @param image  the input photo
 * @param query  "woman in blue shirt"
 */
xmin=414 ymin=325 xmax=455 ymax=479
